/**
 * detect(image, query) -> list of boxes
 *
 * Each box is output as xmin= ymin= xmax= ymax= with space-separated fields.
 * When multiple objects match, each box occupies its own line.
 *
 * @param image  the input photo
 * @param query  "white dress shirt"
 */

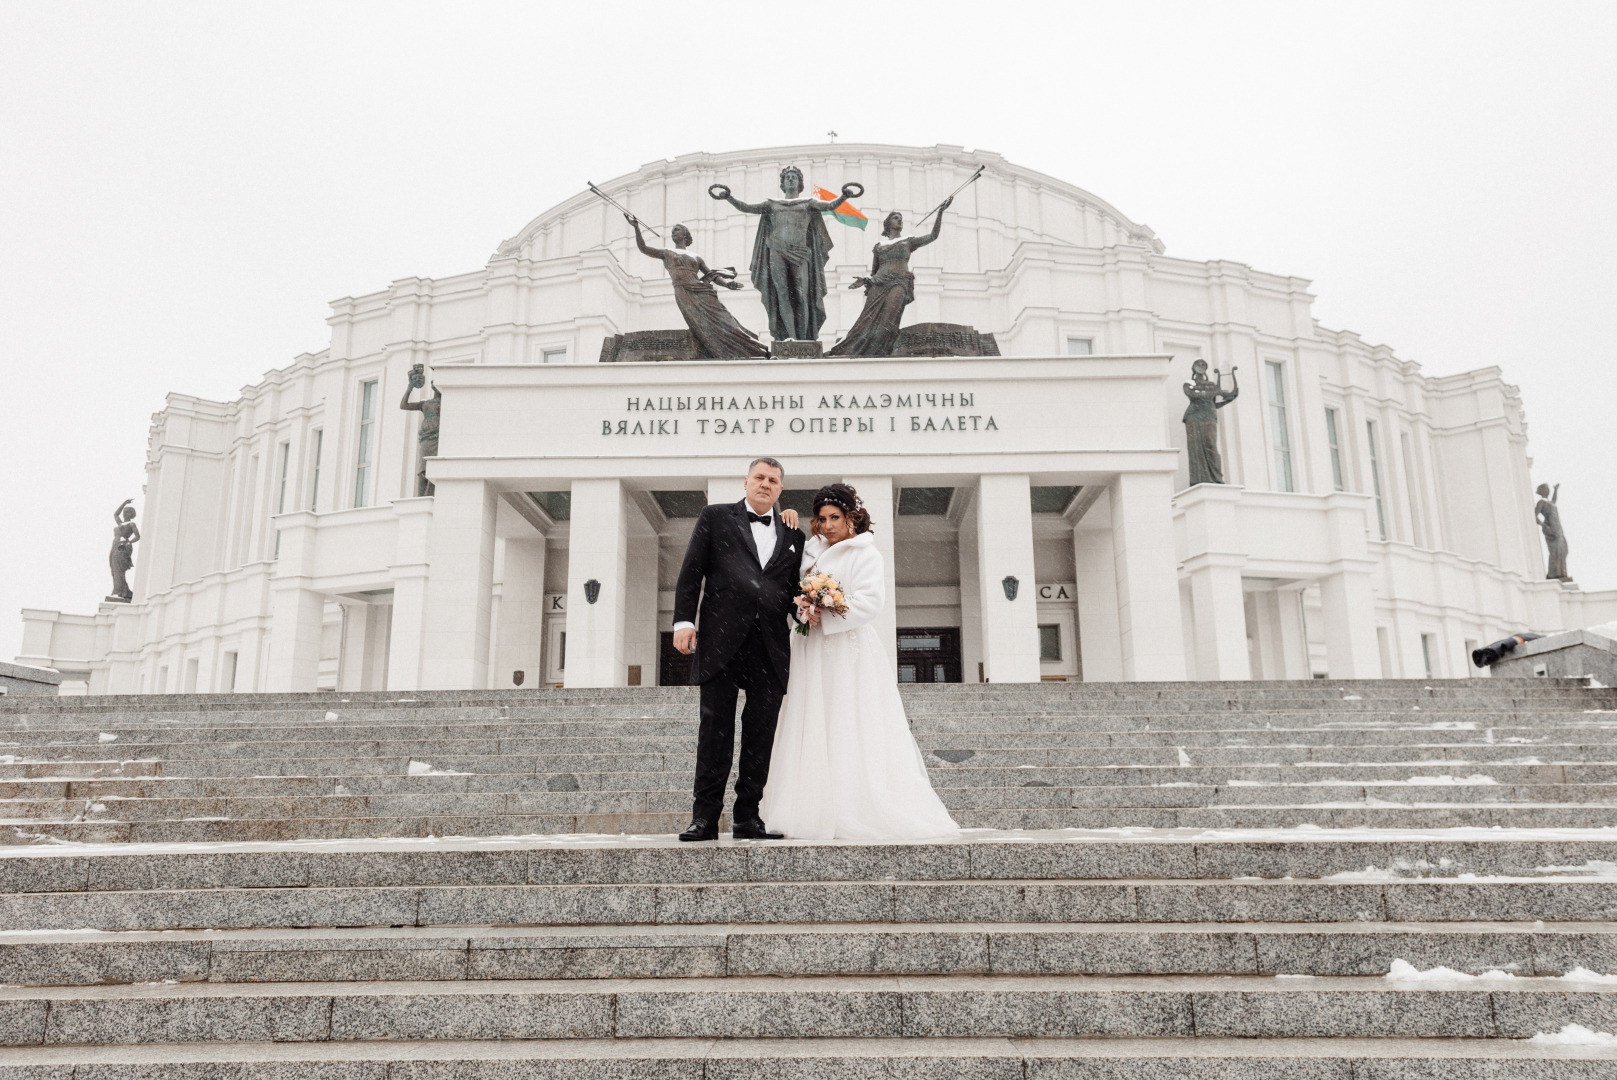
xmin=673 ymin=503 xmax=777 ymax=633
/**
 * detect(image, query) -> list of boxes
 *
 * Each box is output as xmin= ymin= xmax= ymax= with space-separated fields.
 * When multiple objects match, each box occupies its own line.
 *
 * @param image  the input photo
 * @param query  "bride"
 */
xmin=760 ymin=484 xmax=960 ymax=840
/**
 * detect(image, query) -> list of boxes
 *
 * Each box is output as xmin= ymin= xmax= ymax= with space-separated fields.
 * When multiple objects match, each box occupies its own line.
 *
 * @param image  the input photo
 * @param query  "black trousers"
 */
xmin=693 ymin=620 xmax=785 ymax=824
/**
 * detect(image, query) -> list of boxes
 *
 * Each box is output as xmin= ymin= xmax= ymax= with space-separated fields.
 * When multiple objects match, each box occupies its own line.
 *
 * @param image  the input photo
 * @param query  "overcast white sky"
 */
xmin=2 ymin=1 xmax=1613 ymax=664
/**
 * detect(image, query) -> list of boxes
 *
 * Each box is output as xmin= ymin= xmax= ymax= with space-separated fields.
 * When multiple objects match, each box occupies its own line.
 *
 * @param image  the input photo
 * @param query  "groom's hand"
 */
xmin=674 ymin=627 xmax=696 ymax=655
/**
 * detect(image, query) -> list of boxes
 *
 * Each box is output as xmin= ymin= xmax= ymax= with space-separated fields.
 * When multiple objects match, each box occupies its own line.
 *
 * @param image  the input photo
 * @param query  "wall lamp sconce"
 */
xmin=1002 ymin=575 xmax=1020 ymax=601
xmin=584 ymin=579 xmax=601 ymax=604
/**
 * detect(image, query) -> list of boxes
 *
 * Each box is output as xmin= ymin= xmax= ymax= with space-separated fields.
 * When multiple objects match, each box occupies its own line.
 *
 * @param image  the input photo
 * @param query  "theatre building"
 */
xmin=18 ymin=144 xmax=1615 ymax=694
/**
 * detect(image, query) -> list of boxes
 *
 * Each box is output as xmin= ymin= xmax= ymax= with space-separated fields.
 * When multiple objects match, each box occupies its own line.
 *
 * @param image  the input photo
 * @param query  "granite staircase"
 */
xmin=0 ymin=679 xmax=1611 ymax=1075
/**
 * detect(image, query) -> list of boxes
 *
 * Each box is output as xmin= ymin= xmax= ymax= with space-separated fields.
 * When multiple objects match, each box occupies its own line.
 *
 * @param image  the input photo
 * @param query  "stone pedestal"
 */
xmin=770 ymin=340 xmax=823 ymax=359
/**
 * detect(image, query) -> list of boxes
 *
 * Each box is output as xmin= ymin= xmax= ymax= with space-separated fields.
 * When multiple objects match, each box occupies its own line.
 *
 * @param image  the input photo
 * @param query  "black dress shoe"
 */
xmin=730 ymin=817 xmax=784 ymax=840
xmin=679 ymin=818 xmax=718 ymax=842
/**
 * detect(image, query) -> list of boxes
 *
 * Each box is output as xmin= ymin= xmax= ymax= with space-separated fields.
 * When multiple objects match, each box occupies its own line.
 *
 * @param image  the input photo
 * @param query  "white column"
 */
xmin=1321 ymin=569 xmax=1381 ymax=678
xmin=361 ymin=604 xmax=392 ymax=689
xmin=1184 ymin=554 xmax=1250 ymax=679
xmin=565 ymin=478 xmax=629 ymax=688
xmin=336 ymin=603 xmax=369 ymax=691
xmin=419 ymin=479 xmax=497 ymax=690
xmin=957 ymin=497 xmax=984 ymax=682
xmin=494 ymin=536 xmax=547 ymax=689
xmin=1177 ymin=483 xmax=1250 ymax=680
xmin=843 ymin=475 xmax=897 ymax=672
xmin=1318 ymin=491 xmax=1381 ymax=679
xmin=264 ymin=510 xmax=324 ymax=692
xmin=707 ymin=476 xmax=741 ymax=506
xmin=624 ymin=531 xmax=660 ymax=685
xmin=386 ymin=497 xmax=434 ymax=690
xmin=1072 ymin=498 xmax=1123 ymax=682
xmin=1111 ymin=472 xmax=1187 ymax=681
xmin=975 ymin=474 xmax=1041 ymax=683
xmin=1275 ymin=587 xmax=1313 ymax=679
xmin=1249 ymin=591 xmax=1282 ymax=680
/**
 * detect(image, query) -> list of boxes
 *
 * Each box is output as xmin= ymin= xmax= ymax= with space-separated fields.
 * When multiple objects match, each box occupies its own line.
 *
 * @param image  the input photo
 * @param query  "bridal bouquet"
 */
xmin=794 ymin=571 xmax=848 ymax=636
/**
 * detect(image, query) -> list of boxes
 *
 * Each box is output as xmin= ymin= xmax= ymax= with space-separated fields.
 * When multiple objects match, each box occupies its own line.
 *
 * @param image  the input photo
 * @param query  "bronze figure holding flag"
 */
xmin=709 ymin=166 xmax=862 ymax=343
xmin=829 ymin=199 xmax=951 ymax=357
xmin=625 ymin=215 xmax=770 ymax=359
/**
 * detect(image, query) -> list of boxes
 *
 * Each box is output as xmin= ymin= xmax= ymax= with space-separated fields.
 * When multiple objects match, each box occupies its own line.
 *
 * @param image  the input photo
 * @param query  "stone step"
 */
xmin=9 ymin=774 xmax=1617 ymax=806
xmin=7 ymin=787 xmax=1617 ymax=824
xmin=5 ymin=700 xmax=1610 ymax=728
xmin=0 ymin=973 xmax=1611 ymax=1043
xmin=0 ymin=1036 xmax=1609 ymax=1080
xmin=0 ymin=678 xmax=1595 ymax=705
xmin=4 ymin=874 xmax=1616 ymax=930
xmin=7 ymin=803 xmax=1617 ymax=844
xmin=16 ymin=760 xmax=1597 ymax=789
xmin=3 ymin=920 xmax=1615 ymax=986
xmin=8 ymin=740 xmax=1614 ymax=769
xmin=4 ymin=700 xmax=1612 ymax=731
xmin=4 ymin=832 xmax=1612 ymax=892
xmin=8 ymin=725 xmax=1616 ymax=753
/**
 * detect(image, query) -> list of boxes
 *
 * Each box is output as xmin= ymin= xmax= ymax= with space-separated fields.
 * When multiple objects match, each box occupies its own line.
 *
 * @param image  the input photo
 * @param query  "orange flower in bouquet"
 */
xmin=794 ymin=571 xmax=849 ymax=635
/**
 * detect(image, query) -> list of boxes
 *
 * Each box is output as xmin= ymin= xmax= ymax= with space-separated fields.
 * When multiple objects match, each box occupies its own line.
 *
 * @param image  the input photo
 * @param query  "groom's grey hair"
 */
xmin=748 ymin=456 xmax=784 ymax=478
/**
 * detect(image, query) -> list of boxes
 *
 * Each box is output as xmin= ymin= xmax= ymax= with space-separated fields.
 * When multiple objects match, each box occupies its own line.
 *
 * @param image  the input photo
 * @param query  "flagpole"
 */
xmin=913 ymin=165 xmax=985 ymax=230
xmin=587 ymin=181 xmax=661 ymax=238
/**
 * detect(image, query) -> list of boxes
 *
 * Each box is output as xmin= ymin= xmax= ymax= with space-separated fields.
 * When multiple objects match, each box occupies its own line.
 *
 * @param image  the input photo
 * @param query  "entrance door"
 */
xmin=659 ymin=631 xmax=694 ymax=687
xmin=896 ymin=627 xmax=962 ymax=683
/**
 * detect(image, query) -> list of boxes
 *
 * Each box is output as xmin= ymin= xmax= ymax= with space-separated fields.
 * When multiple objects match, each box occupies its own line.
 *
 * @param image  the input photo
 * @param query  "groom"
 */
xmin=672 ymin=456 xmax=805 ymax=841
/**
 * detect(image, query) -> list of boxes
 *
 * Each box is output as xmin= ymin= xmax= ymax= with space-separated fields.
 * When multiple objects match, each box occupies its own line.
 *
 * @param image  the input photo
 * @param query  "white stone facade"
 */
xmin=17 ymin=143 xmax=1614 ymax=693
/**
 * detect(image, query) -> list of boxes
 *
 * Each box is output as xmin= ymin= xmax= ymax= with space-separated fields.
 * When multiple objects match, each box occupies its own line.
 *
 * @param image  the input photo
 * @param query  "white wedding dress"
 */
xmin=760 ymin=531 xmax=960 ymax=840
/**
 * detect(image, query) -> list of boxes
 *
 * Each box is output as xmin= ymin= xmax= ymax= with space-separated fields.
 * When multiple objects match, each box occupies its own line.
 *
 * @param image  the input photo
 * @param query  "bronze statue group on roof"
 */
xmin=605 ymin=163 xmax=979 ymax=359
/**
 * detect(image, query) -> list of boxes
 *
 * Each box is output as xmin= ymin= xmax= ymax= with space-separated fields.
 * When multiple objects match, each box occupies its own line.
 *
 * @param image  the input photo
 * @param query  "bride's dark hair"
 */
xmin=811 ymin=483 xmax=873 ymax=535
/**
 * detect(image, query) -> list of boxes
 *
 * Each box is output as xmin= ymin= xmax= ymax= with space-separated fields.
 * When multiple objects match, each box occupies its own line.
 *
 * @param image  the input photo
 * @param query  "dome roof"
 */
xmin=493 ymin=143 xmax=1164 ymax=267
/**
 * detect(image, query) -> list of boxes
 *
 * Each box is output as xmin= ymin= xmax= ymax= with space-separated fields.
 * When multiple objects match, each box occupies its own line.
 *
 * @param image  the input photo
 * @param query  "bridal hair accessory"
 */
xmin=811 ymin=483 xmax=874 ymax=535
xmin=794 ymin=571 xmax=849 ymax=637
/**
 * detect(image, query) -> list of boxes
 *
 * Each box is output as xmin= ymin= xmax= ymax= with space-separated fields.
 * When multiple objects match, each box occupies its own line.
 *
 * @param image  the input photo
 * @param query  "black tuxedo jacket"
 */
xmin=673 ymin=500 xmax=805 ymax=689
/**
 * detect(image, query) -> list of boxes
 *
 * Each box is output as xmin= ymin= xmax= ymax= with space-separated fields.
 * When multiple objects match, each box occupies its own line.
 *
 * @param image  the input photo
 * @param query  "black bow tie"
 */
xmin=746 ymin=511 xmax=772 ymax=525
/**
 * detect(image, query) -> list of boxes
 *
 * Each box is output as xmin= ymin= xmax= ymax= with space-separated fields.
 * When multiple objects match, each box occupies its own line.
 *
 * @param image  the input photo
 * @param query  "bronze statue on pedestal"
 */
xmin=828 ymin=198 xmax=951 ymax=358
xmin=708 ymin=167 xmax=860 ymax=343
xmin=1535 ymin=482 xmax=1571 ymax=581
xmin=626 ymin=216 xmax=770 ymax=359
xmin=106 ymin=499 xmax=139 ymax=603
xmin=1183 ymin=360 xmax=1239 ymax=486
xmin=399 ymin=364 xmax=440 ymax=496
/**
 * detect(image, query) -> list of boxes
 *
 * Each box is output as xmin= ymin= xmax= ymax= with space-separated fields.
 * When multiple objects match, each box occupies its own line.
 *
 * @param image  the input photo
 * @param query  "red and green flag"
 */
xmin=815 ymin=185 xmax=867 ymax=230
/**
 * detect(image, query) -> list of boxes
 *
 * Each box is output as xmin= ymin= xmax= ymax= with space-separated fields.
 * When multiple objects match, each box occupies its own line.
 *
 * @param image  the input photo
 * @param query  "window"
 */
xmin=542 ymin=348 xmax=567 ymax=364
xmin=1401 ymin=432 xmax=1424 ymax=547
xmin=1366 ymin=420 xmax=1387 ymax=539
xmin=558 ymin=631 xmax=566 ymax=671
xmin=273 ymin=441 xmax=291 ymax=557
xmin=1065 ymin=337 xmax=1093 ymax=356
xmin=157 ymin=666 xmax=168 ymax=694
xmin=183 ymin=657 xmax=199 ymax=694
xmin=1421 ymin=633 xmax=1437 ymax=678
xmin=1266 ymin=361 xmax=1293 ymax=492
xmin=353 ymin=380 xmax=378 ymax=508
xmin=221 ymin=651 xmax=238 ymax=693
xmin=309 ymin=429 xmax=324 ymax=511
xmin=237 ymin=454 xmax=259 ymax=566
xmin=1039 ymin=624 xmax=1062 ymax=662
xmin=1324 ymin=409 xmax=1345 ymax=491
